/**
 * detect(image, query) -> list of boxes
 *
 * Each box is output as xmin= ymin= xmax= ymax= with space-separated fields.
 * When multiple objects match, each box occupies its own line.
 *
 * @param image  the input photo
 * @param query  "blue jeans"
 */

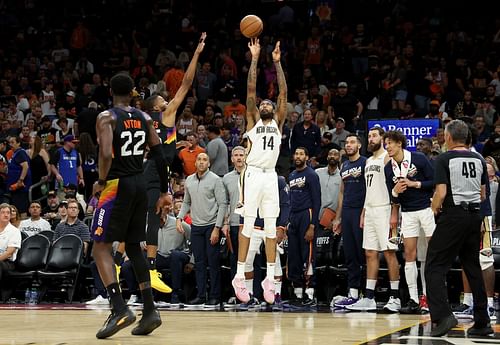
xmin=156 ymin=250 xmax=190 ymax=292
xmin=191 ymin=224 xmax=221 ymax=299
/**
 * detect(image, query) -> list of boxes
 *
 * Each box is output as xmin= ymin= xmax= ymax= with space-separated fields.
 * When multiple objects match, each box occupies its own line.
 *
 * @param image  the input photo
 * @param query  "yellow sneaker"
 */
xmin=150 ymin=269 xmax=172 ymax=293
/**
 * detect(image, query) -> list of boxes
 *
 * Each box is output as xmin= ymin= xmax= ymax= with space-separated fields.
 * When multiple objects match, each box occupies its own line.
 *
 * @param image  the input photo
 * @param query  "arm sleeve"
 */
xmin=214 ymin=177 xmax=228 ymax=228
xmin=420 ymin=154 xmax=435 ymax=190
xmin=277 ymin=177 xmax=290 ymax=227
xmin=310 ymin=170 xmax=322 ymax=226
xmin=385 ymin=164 xmax=400 ymax=204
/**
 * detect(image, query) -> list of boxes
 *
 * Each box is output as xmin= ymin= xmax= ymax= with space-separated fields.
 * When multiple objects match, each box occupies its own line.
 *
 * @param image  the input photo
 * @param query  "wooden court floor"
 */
xmin=1 ymin=305 xmax=499 ymax=344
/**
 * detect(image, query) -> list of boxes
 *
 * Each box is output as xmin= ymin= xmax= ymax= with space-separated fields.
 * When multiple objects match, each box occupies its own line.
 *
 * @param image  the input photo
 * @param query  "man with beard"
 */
xmin=140 ymin=33 xmax=206 ymax=294
xmin=315 ymin=149 xmax=341 ymax=225
xmin=287 ymin=147 xmax=321 ymax=305
xmin=346 ymin=127 xmax=401 ymax=312
xmin=384 ymin=130 xmax=435 ymax=314
xmin=232 ymin=38 xmax=287 ymax=305
xmin=332 ymin=134 xmax=367 ymax=308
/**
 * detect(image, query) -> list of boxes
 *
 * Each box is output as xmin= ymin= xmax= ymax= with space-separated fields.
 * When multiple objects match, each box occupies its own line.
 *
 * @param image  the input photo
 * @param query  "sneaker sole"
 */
xmin=131 ymin=318 xmax=162 ymax=336
xmin=96 ymin=314 xmax=136 ymax=339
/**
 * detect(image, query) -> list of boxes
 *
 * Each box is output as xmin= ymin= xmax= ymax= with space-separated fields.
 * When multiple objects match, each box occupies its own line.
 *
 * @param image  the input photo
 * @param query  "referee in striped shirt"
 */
xmin=426 ymin=120 xmax=492 ymax=337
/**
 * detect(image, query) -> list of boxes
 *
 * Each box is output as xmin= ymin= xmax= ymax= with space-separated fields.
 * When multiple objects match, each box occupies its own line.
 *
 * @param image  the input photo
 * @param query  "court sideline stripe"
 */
xmin=355 ymin=319 xmax=428 ymax=345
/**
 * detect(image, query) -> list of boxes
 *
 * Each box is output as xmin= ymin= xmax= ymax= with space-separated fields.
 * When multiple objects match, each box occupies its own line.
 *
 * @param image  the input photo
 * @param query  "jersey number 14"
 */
xmin=262 ymin=136 xmax=275 ymax=150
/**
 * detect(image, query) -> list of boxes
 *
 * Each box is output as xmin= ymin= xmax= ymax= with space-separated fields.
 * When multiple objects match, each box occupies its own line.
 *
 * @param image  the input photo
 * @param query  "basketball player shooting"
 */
xmin=232 ymin=38 xmax=287 ymax=305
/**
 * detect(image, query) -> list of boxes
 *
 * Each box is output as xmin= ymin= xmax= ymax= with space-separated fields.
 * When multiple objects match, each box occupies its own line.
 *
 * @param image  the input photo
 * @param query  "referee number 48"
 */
xmin=462 ymin=162 xmax=477 ymax=178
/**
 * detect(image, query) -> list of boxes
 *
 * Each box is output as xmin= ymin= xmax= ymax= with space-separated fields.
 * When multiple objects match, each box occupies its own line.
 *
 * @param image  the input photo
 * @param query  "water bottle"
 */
xmin=25 ymin=289 xmax=30 ymax=304
xmin=29 ymin=288 xmax=38 ymax=305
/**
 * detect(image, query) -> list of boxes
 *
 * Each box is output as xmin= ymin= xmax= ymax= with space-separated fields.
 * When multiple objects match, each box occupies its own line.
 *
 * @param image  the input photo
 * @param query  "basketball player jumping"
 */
xmin=232 ymin=38 xmax=287 ymax=304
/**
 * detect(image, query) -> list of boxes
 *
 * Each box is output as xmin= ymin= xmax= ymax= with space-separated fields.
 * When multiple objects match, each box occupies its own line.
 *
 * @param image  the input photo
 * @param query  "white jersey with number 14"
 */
xmin=246 ymin=118 xmax=281 ymax=170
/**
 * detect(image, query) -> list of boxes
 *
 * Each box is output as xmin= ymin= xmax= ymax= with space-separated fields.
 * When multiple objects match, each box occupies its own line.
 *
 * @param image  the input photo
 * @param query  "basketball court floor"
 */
xmin=1 ymin=304 xmax=499 ymax=344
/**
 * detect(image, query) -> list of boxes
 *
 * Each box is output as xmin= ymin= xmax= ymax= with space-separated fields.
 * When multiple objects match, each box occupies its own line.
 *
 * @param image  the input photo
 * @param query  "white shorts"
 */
xmin=362 ymin=205 xmax=398 ymax=251
xmin=401 ymin=208 xmax=435 ymax=238
xmin=249 ymin=228 xmax=282 ymax=276
xmin=241 ymin=166 xmax=279 ymax=218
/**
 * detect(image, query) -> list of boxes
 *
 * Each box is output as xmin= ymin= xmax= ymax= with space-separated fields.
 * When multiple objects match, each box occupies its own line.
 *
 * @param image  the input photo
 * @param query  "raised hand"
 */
xmin=195 ymin=32 xmax=207 ymax=54
xmin=272 ymin=41 xmax=281 ymax=62
xmin=248 ymin=37 xmax=261 ymax=59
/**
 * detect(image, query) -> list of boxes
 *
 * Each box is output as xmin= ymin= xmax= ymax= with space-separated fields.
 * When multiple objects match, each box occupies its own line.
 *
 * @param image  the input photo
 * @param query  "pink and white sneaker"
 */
xmin=261 ymin=278 xmax=276 ymax=304
xmin=232 ymin=277 xmax=250 ymax=303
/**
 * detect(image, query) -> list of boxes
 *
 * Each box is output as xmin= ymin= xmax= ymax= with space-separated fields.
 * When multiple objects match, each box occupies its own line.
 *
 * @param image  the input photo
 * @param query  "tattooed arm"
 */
xmin=272 ymin=41 xmax=287 ymax=133
xmin=246 ymin=38 xmax=260 ymax=131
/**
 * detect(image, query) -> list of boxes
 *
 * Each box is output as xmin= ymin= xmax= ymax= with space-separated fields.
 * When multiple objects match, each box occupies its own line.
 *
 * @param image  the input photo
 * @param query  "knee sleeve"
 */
xmin=245 ymin=249 xmax=258 ymax=273
xmin=264 ymin=218 xmax=277 ymax=239
xmin=241 ymin=216 xmax=256 ymax=238
xmin=124 ymin=243 xmax=149 ymax=284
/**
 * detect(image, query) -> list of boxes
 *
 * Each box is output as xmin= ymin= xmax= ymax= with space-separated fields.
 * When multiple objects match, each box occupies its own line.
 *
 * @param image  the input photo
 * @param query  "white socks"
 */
xmin=405 ymin=261 xmax=418 ymax=302
xmin=463 ymin=292 xmax=473 ymax=307
xmin=266 ymin=263 xmax=275 ymax=280
xmin=349 ymin=288 xmax=359 ymax=299
xmin=236 ymin=261 xmax=246 ymax=279
xmin=419 ymin=260 xmax=426 ymax=296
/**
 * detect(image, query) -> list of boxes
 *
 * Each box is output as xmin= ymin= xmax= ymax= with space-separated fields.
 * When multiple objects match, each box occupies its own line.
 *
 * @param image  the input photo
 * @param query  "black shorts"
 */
xmin=91 ymin=175 xmax=147 ymax=243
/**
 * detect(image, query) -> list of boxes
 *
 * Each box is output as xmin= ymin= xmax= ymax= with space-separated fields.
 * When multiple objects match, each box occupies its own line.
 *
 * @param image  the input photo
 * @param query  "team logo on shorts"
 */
xmin=94 ymin=226 xmax=104 ymax=236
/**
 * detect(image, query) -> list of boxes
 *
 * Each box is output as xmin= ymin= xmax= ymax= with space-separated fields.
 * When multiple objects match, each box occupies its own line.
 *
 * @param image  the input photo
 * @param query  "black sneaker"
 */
xmin=467 ymin=323 xmax=494 ymax=337
xmin=430 ymin=314 xmax=458 ymax=337
xmin=400 ymin=299 xmax=421 ymax=314
xmin=187 ymin=297 xmax=206 ymax=305
xmin=131 ymin=309 xmax=162 ymax=336
xmin=452 ymin=303 xmax=471 ymax=313
xmin=96 ymin=307 xmax=136 ymax=339
xmin=204 ymin=298 xmax=220 ymax=309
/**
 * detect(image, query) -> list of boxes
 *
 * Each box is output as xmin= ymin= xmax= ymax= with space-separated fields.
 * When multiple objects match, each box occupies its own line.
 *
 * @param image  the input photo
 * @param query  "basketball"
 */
xmin=240 ymin=15 xmax=263 ymax=38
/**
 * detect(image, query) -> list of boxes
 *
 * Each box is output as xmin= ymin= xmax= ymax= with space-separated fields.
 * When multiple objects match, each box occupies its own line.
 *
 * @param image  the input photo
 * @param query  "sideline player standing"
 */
xmin=333 ymin=134 xmax=366 ymax=308
xmin=384 ymin=130 xmax=434 ymax=314
xmin=288 ymin=147 xmax=321 ymax=305
xmin=141 ymin=33 xmax=206 ymax=293
xmin=232 ymin=38 xmax=287 ymax=304
xmin=347 ymin=127 xmax=401 ymax=312
xmin=91 ymin=73 xmax=171 ymax=338
xmin=426 ymin=119 xmax=492 ymax=337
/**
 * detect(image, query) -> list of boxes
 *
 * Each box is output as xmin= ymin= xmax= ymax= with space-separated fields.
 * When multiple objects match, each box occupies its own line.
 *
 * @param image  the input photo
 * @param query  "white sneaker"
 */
xmin=346 ymin=297 xmax=377 ymax=311
xmin=330 ymin=295 xmax=346 ymax=308
xmin=383 ymin=296 xmax=401 ymax=313
xmin=127 ymin=294 xmax=140 ymax=305
xmin=85 ymin=295 xmax=109 ymax=305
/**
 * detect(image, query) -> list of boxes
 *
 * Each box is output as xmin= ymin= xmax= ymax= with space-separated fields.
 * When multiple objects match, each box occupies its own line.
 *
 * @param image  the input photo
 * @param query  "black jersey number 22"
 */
xmin=462 ymin=161 xmax=476 ymax=178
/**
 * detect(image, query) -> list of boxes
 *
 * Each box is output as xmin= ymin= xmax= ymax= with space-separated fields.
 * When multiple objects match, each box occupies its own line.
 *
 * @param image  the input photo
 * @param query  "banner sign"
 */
xmin=367 ymin=119 xmax=440 ymax=151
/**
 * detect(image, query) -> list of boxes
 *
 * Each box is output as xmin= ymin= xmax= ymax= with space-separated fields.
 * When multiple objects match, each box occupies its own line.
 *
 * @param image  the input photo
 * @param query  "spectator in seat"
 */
xmin=19 ymin=201 xmax=52 ymax=236
xmin=53 ymin=200 xmax=90 ymax=256
xmin=0 ymin=203 xmax=22 ymax=283
xmin=9 ymin=205 xmax=21 ymax=228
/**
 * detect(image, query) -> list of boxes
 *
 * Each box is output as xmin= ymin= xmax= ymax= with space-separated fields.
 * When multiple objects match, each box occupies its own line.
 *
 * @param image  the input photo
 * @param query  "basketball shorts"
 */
xmin=480 ymin=215 xmax=494 ymax=270
xmin=240 ymin=166 xmax=279 ymax=218
xmin=91 ymin=175 xmax=148 ymax=243
xmin=401 ymin=207 xmax=435 ymax=238
xmin=362 ymin=205 xmax=398 ymax=251
xmin=249 ymin=228 xmax=282 ymax=276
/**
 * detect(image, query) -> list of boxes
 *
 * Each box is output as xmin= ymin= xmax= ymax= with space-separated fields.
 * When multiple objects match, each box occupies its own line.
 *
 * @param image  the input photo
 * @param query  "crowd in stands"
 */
xmin=1 ymin=0 xmax=500 ymax=304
